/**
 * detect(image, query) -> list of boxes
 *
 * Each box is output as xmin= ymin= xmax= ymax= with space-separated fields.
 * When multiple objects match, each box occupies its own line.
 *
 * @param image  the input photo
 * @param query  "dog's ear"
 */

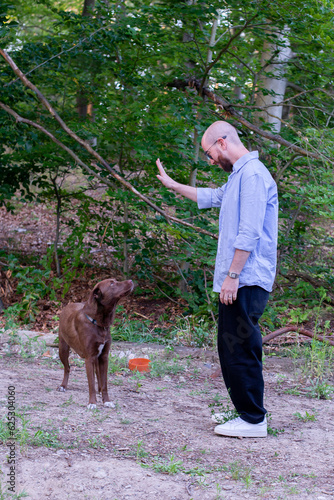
xmin=93 ymin=287 xmax=103 ymax=301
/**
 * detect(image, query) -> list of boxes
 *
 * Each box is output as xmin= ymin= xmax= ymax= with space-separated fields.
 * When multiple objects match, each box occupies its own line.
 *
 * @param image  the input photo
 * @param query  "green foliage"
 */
xmin=0 ymin=0 xmax=333 ymax=326
xmin=149 ymin=356 xmax=185 ymax=377
xmin=170 ymin=316 xmax=216 ymax=347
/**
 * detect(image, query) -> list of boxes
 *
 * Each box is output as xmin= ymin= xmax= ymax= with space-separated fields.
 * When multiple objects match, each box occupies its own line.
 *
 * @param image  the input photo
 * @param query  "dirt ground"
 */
xmin=0 ymin=333 xmax=333 ymax=500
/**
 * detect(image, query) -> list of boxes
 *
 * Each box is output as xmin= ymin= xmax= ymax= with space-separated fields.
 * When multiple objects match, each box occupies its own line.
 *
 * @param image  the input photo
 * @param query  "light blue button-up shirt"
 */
xmin=197 ymin=151 xmax=278 ymax=293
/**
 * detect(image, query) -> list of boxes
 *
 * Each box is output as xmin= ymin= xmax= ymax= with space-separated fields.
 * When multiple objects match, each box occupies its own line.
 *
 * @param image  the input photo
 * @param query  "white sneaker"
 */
xmin=214 ymin=416 xmax=267 ymax=438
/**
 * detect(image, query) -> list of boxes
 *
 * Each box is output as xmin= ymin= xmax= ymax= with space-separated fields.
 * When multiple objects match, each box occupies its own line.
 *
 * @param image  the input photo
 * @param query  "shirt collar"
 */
xmin=232 ymin=151 xmax=259 ymax=173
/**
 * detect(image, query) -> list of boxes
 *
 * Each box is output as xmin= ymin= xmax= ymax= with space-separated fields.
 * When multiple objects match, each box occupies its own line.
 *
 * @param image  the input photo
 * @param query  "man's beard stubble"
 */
xmin=217 ymin=154 xmax=233 ymax=173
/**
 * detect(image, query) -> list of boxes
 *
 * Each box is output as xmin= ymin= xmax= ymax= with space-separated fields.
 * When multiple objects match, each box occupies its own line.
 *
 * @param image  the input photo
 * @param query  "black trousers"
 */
xmin=218 ymin=285 xmax=269 ymax=424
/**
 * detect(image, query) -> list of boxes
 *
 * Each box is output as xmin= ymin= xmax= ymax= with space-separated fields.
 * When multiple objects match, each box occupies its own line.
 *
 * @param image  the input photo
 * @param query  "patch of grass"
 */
xmin=149 ymin=356 xmax=185 ymax=378
xmin=144 ymin=454 xmax=184 ymax=475
xmin=60 ymin=396 xmax=75 ymax=407
xmin=0 ymin=469 xmax=29 ymax=500
xmin=0 ymin=412 xmax=30 ymax=448
xmin=120 ymin=418 xmax=132 ymax=425
xmin=293 ymin=411 xmax=317 ymax=422
xmin=228 ymin=460 xmax=253 ymax=487
xmin=284 ymin=387 xmax=301 ymax=396
xmin=208 ymin=396 xmax=239 ymax=424
xmin=287 ymin=305 xmax=334 ymax=399
xmin=135 ymin=440 xmax=149 ymax=461
xmin=170 ymin=316 xmax=216 ymax=347
xmin=71 ymin=358 xmax=85 ymax=367
xmin=110 ymin=377 xmax=123 ymax=385
xmin=87 ymin=437 xmax=106 ymax=449
xmin=267 ymin=413 xmax=285 ymax=436
xmin=111 ymin=318 xmax=157 ymax=343
xmin=268 ymin=426 xmax=285 ymax=436
xmin=108 ymin=354 xmax=128 ymax=374
xmin=31 ymin=428 xmax=62 ymax=448
xmin=305 ymin=379 xmax=334 ymax=400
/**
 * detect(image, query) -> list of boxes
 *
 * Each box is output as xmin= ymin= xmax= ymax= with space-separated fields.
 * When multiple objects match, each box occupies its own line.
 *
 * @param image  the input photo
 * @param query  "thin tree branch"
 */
xmin=200 ymin=14 xmax=259 ymax=92
xmin=167 ymin=78 xmax=334 ymax=165
xmin=0 ymin=101 xmax=217 ymax=240
xmin=225 ymin=49 xmax=256 ymax=76
xmin=275 ymin=154 xmax=302 ymax=184
xmin=4 ymin=26 xmax=110 ymax=87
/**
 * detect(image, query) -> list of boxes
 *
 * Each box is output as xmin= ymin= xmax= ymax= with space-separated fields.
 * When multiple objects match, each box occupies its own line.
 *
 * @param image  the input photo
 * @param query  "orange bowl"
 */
xmin=128 ymin=358 xmax=151 ymax=372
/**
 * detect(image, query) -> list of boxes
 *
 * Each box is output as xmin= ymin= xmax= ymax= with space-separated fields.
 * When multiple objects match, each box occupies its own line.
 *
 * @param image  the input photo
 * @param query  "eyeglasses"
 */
xmin=204 ymin=136 xmax=227 ymax=160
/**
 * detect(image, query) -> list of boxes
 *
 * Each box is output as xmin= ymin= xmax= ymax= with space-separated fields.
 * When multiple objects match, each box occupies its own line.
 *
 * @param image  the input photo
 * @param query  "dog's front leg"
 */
xmin=85 ymin=357 xmax=97 ymax=409
xmin=98 ymin=349 xmax=114 ymax=408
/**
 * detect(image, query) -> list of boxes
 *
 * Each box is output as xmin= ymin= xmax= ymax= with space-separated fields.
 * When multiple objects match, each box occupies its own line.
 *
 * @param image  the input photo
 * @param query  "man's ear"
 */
xmin=93 ymin=287 xmax=102 ymax=301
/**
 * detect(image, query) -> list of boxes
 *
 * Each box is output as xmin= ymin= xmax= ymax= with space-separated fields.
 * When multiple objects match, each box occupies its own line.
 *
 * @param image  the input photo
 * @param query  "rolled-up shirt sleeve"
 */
xmin=197 ymin=186 xmax=226 ymax=209
xmin=234 ymin=174 xmax=268 ymax=252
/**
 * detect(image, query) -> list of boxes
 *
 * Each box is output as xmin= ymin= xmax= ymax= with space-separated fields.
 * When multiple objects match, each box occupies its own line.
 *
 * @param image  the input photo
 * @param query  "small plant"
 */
xmin=215 ymin=483 xmax=223 ymax=500
xmin=293 ymin=411 xmax=317 ymax=422
xmin=60 ymin=396 xmax=75 ymax=407
xmin=208 ymin=396 xmax=239 ymax=424
xmin=276 ymin=374 xmax=287 ymax=387
xmin=284 ymin=387 xmax=301 ymax=396
xmin=306 ymin=380 xmax=334 ymax=400
xmin=0 ymin=412 xmax=30 ymax=448
xmin=267 ymin=413 xmax=285 ymax=436
xmin=32 ymin=428 xmax=62 ymax=448
xmin=267 ymin=425 xmax=285 ymax=436
xmin=142 ymin=454 xmax=183 ymax=475
xmin=87 ymin=437 xmax=106 ymax=449
xmin=136 ymin=440 xmax=149 ymax=461
xmin=228 ymin=461 xmax=253 ymax=487
xmin=120 ymin=418 xmax=132 ymax=425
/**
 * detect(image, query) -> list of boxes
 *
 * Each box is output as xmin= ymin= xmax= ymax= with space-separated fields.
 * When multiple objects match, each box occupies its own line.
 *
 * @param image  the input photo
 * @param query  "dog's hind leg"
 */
xmin=57 ymin=335 xmax=71 ymax=392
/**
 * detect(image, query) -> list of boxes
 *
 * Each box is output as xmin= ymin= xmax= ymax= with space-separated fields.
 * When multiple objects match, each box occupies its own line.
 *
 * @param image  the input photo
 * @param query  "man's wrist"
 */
xmin=227 ymin=271 xmax=240 ymax=279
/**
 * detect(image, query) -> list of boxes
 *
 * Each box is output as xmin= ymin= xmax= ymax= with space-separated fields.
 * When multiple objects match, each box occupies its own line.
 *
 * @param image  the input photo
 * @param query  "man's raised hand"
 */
xmin=156 ymin=158 xmax=174 ymax=189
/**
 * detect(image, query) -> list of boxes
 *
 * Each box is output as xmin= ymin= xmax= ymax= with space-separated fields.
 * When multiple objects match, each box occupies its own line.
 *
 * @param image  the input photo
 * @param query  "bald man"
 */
xmin=156 ymin=121 xmax=278 ymax=438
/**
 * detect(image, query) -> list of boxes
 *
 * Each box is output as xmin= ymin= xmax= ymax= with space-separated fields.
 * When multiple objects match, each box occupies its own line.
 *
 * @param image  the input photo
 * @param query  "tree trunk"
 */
xmin=82 ymin=0 xmax=95 ymax=17
xmin=76 ymin=0 xmax=96 ymax=121
xmin=255 ymin=27 xmax=293 ymax=133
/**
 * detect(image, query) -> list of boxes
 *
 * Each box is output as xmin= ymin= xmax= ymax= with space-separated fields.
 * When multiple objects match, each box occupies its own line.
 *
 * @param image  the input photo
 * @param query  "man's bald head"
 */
xmin=201 ymin=121 xmax=249 ymax=171
xmin=202 ymin=121 xmax=241 ymax=149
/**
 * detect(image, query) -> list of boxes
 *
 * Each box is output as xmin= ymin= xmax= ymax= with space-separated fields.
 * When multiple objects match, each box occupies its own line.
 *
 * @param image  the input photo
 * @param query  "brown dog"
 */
xmin=57 ymin=278 xmax=134 ymax=409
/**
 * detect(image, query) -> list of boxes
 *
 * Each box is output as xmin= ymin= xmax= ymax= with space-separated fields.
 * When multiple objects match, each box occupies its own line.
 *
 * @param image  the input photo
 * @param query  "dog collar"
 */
xmin=85 ymin=314 xmax=98 ymax=326
xmin=85 ymin=314 xmax=108 ymax=331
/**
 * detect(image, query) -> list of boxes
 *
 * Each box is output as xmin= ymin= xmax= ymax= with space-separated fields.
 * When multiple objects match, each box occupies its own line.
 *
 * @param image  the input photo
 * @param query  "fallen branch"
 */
xmin=168 ymin=78 xmax=333 ymax=165
xmin=210 ymin=325 xmax=334 ymax=378
xmin=262 ymin=325 xmax=334 ymax=346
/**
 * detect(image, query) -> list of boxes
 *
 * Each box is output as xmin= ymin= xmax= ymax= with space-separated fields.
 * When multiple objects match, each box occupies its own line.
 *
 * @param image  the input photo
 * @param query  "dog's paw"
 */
xmin=57 ymin=386 xmax=66 ymax=392
xmin=104 ymin=401 xmax=115 ymax=408
xmin=87 ymin=403 xmax=97 ymax=410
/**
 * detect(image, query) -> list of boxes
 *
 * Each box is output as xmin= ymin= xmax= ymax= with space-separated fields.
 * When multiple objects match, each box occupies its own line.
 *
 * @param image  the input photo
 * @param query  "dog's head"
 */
xmin=91 ymin=278 xmax=134 ymax=308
